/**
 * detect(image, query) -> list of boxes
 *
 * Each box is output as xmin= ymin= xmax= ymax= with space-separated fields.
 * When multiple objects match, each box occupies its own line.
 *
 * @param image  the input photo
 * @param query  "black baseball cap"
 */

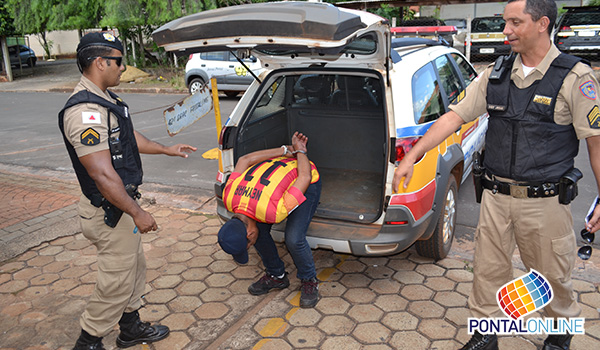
xmin=217 ymin=217 xmax=249 ymax=264
xmin=77 ymin=32 xmax=123 ymax=53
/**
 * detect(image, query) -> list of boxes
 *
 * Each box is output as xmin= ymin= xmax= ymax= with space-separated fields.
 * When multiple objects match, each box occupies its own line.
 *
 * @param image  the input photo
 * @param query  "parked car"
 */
xmin=185 ymin=51 xmax=262 ymax=97
xmin=468 ymin=16 xmax=510 ymax=58
xmin=554 ymin=6 xmax=600 ymax=56
xmin=396 ymin=17 xmax=454 ymax=47
xmin=445 ymin=18 xmax=468 ymax=53
xmin=8 ymin=45 xmax=36 ymax=68
xmin=154 ymin=2 xmax=487 ymax=260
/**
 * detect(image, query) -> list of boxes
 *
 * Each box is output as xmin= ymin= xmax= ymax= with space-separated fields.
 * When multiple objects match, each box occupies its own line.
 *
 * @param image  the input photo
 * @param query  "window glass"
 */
xmin=248 ymin=76 xmax=287 ymax=122
xmin=434 ymin=55 xmax=462 ymax=103
xmin=412 ymin=63 xmax=444 ymax=124
xmin=200 ymin=51 xmax=225 ymax=61
xmin=471 ymin=17 xmax=505 ymax=33
xmin=451 ymin=53 xmax=477 ymax=87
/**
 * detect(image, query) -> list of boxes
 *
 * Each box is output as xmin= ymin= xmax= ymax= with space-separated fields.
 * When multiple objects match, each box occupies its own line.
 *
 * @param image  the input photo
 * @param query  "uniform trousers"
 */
xmin=77 ymin=194 xmax=146 ymax=337
xmin=468 ymin=188 xmax=581 ymax=319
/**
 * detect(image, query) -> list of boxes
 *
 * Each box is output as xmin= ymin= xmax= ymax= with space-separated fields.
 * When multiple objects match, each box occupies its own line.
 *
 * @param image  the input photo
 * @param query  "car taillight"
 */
xmin=560 ymin=26 xmax=571 ymax=31
xmin=395 ymin=137 xmax=423 ymax=163
xmin=189 ymin=54 xmax=193 ymax=60
xmin=218 ymin=127 xmax=228 ymax=147
xmin=504 ymin=40 xmax=509 ymax=45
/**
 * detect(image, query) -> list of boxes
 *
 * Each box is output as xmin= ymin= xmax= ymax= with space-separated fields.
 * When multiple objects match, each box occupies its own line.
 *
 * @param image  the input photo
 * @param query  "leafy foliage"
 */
xmin=0 ymin=0 xmax=15 ymax=36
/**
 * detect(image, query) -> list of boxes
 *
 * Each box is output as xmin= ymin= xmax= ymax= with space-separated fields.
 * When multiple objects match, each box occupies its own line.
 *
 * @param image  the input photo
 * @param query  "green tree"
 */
xmin=7 ymin=0 xmax=60 ymax=58
xmin=0 ymin=0 xmax=15 ymax=36
xmin=50 ymin=0 xmax=103 ymax=33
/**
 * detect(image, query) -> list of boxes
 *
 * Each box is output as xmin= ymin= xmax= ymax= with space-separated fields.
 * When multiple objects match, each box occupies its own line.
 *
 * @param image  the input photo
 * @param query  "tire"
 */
xmin=415 ymin=176 xmax=458 ymax=260
xmin=188 ymin=77 xmax=205 ymax=95
xmin=27 ymin=58 xmax=36 ymax=67
xmin=224 ymin=91 xmax=239 ymax=98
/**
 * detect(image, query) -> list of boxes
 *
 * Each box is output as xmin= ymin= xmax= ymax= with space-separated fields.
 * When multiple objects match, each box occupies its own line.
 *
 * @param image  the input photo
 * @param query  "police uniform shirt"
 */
xmin=450 ymin=44 xmax=600 ymax=140
xmin=223 ymin=156 xmax=320 ymax=224
xmin=62 ymin=76 xmax=120 ymax=157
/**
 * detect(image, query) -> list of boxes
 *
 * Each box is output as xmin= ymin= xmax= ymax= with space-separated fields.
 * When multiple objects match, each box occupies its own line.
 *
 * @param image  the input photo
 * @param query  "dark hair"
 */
xmin=77 ymin=46 xmax=114 ymax=73
xmin=507 ymin=0 xmax=557 ymax=35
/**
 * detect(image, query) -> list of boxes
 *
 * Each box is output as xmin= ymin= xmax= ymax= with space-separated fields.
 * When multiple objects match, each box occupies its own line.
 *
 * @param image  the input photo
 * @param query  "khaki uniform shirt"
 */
xmin=450 ymin=44 xmax=600 ymax=140
xmin=62 ymin=76 xmax=121 ymax=157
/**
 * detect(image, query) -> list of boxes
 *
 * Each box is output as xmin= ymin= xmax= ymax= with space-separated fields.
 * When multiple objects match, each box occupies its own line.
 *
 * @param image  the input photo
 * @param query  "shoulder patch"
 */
xmin=81 ymin=128 xmax=100 ymax=146
xmin=82 ymin=111 xmax=102 ymax=124
xmin=587 ymin=106 xmax=600 ymax=129
xmin=580 ymin=80 xmax=597 ymax=100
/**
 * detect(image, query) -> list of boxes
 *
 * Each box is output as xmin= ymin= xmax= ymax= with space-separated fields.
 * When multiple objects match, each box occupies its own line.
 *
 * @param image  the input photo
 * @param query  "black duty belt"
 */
xmin=87 ymin=184 xmax=140 ymax=208
xmin=481 ymin=177 xmax=559 ymax=199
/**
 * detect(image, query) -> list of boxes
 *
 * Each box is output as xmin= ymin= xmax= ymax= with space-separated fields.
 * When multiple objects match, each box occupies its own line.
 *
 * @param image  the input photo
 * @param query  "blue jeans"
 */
xmin=253 ymin=180 xmax=321 ymax=281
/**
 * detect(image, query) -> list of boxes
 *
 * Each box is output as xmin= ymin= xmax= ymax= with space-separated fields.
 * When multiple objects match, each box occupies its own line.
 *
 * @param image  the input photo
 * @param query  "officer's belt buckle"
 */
xmin=509 ymin=184 xmax=528 ymax=199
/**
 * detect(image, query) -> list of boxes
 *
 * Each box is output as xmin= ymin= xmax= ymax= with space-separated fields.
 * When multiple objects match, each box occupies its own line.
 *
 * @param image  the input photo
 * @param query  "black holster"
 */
xmin=472 ymin=151 xmax=485 ymax=204
xmin=558 ymin=168 xmax=582 ymax=205
xmin=102 ymin=184 xmax=141 ymax=228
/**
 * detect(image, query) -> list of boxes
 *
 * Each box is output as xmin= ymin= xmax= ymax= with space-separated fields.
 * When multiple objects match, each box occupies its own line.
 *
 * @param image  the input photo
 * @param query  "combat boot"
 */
xmin=116 ymin=310 xmax=169 ymax=348
xmin=543 ymin=333 xmax=573 ymax=350
xmin=459 ymin=331 xmax=498 ymax=350
xmin=72 ymin=329 xmax=104 ymax=350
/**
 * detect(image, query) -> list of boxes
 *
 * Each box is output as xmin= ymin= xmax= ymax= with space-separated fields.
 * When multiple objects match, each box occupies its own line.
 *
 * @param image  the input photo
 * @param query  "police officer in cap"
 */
xmin=393 ymin=1 xmax=600 ymax=349
xmin=58 ymin=32 xmax=196 ymax=349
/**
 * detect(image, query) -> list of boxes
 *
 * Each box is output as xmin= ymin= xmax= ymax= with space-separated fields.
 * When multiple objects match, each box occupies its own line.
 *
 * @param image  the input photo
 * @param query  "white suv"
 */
xmin=185 ymin=51 xmax=262 ymax=97
xmin=154 ymin=2 xmax=487 ymax=260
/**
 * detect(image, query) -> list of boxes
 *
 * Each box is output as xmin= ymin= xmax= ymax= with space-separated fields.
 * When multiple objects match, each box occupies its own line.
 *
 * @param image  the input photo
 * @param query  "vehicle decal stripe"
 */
xmin=389 ymin=179 xmax=436 ymax=222
xmin=396 ymin=122 xmax=434 ymax=138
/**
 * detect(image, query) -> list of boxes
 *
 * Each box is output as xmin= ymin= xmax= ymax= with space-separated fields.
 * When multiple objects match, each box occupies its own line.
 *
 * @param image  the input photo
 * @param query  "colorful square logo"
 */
xmin=497 ymin=269 xmax=553 ymax=320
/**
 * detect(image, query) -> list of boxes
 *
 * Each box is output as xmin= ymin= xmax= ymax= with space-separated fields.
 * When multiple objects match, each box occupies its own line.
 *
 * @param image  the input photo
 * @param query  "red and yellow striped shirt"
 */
xmin=223 ymin=156 xmax=320 ymax=223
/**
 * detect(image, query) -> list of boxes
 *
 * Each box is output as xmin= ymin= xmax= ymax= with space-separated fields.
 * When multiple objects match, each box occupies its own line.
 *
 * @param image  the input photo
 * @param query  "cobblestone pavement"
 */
xmin=0 ymin=169 xmax=599 ymax=350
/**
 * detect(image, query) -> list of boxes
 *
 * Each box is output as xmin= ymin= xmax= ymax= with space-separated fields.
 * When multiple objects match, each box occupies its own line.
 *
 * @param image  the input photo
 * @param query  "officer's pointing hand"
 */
xmin=392 ymin=160 xmax=414 ymax=193
xmin=166 ymin=144 xmax=197 ymax=158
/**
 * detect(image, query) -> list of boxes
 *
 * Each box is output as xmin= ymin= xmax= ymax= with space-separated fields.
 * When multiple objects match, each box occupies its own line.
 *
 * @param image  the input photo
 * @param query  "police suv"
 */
xmin=153 ymin=2 xmax=487 ymax=260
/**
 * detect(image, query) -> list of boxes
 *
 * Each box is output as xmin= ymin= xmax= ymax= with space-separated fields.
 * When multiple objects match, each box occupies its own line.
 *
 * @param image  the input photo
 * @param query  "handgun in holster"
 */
xmin=472 ymin=151 xmax=485 ymax=204
xmin=558 ymin=168 xmax=583 ymax=205
xmin=102 ymin=184 xmax=141 ymax=228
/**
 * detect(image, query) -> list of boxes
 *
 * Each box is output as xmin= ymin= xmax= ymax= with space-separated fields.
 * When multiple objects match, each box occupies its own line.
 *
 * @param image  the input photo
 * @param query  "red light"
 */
xmin=504 ymin=40 xmax=509 ymax=45
xmin=395 ymin=137 xmax=423 ymax=163
xmin=218 ymin=127 xmax=227 ymax=147
xmin=189 ymin=54 xmax=193 ymax=60
xmin=560 ymin=26 xmax=571 ymax=31
xmin=386 ymin=221 xmax=408 ymax=225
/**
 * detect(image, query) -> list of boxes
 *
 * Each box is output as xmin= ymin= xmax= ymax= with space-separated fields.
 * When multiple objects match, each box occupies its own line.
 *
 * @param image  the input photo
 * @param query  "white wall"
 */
xmin=25 ymin=31 xmax=80 ymax=59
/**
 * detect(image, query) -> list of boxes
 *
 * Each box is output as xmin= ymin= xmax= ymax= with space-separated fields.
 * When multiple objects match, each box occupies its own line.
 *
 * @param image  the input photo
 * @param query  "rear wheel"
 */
xmin=188 ymin=77 xmax=205 ymax=94
xmin=415 ymin=176 xmax=458 ymax=260
xmin=27 ymin=57 xmax=36 ymax=67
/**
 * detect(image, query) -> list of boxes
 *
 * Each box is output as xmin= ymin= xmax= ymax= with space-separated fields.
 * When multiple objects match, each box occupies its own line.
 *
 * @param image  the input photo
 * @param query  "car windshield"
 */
xmin=561 ymin=12 xmax=600 ymax=26
xmin=445 ymin=19 xmax=466 ymax=29
xmin=471 ymin=18 xmax=505 ymax=33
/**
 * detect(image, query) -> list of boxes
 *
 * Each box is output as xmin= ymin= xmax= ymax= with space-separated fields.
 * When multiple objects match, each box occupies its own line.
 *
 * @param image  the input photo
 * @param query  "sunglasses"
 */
xmin=577 ymin=228 xmax=595 ymax=260
xmin=89 ymin=56 xmax=123 ymax=67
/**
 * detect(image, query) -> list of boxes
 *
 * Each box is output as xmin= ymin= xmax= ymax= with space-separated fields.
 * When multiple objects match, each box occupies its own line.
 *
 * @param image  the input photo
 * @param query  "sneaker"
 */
xmin=299 ymin=278 xmax=319 ymax=308
xmin=543 ymin=333 xmax=573 ymax=350
xmin=248 ymin=272 xmax=290 ymax=295
xmin=459 ymin=331 xmax=498 ymax=350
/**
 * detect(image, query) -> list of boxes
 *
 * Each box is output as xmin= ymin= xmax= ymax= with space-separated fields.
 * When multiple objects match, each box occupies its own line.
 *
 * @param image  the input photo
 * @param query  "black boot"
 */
xmin=73 ymin=329 xmax=104 ymax=350
xmin=543 ymin=333 xmax=573 ymax=350
xmin=459 ymin=331 xmax=499 ymax=350
xmin=116 ymin=310 xmax=169 ymax=348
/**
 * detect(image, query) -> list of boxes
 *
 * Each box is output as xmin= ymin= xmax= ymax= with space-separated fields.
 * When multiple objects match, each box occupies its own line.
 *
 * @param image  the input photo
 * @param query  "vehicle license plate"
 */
xmin=480 ymin=48 xmax=495 ymax=54
xmin=578 ymin=30 xmax=596 ymax=37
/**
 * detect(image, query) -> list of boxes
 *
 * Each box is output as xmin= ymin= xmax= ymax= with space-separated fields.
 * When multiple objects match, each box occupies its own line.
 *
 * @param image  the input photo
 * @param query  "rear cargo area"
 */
xmin=235 ymin=72 xmax=388 ymax=224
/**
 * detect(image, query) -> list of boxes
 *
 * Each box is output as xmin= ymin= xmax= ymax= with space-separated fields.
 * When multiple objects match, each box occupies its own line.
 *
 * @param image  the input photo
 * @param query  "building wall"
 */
xmin=25 ymin=31 xmax=80 ymax=59
xmin=421 ymin=0 xmax=587 ymax=20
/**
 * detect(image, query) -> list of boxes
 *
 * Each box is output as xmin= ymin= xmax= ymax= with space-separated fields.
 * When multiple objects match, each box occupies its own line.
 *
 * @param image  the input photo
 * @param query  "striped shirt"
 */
xmin=223 ymin=156 xmax=320 ymax=223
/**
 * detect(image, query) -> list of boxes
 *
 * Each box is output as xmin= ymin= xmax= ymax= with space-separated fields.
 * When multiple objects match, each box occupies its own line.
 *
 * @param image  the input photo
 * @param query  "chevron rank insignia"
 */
xmin=587 ymin=106 xmax=600 ymax=129
xmin=81 ymin=128 xmax=100 ymax=146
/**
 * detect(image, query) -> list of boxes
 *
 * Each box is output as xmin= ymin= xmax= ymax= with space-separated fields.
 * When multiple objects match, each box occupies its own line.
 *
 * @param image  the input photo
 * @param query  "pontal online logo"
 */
xmin=468 ymin=269 xmax=585 ymax=335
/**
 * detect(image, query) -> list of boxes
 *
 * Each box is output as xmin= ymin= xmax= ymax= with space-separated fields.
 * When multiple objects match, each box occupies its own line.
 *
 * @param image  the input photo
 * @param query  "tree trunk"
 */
xmin=1 ymin=36 xmax=13 ymax=82
xmin=137 ymin=27 xmax=144 ymax=67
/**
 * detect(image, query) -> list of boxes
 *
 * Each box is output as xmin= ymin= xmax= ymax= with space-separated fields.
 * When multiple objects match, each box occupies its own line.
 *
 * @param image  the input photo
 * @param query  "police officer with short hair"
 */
xmin=393 ymin=1 xmax=600 ymax=349
xmin=59 ymin=32 xmax=196 ymax=350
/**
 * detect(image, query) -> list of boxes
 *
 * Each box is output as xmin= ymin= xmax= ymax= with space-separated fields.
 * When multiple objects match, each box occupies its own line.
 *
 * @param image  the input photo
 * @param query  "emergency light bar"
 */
xmin=391 ymin=26 xmax=457 ymax=35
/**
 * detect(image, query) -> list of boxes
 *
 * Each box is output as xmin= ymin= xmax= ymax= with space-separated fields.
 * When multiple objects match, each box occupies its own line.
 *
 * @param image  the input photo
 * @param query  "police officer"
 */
xmin=392 ymin=1 xmax=600 ymax=349
xmin=58 ymin=32 xmax=196 ymax=350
